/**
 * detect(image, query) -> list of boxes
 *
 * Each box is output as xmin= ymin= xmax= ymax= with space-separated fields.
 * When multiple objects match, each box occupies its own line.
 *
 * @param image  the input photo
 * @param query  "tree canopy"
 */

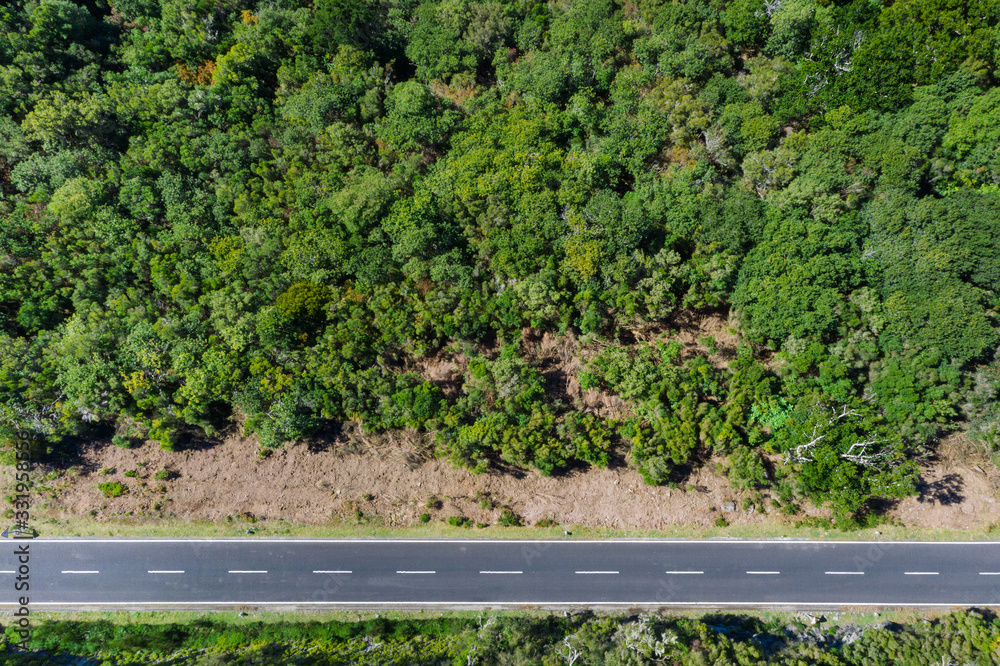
xmin=1 ymin=0 xmax=998 ymax=524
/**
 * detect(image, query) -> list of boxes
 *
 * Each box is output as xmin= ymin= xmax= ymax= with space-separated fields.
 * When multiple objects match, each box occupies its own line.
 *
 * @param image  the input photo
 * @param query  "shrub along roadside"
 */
xmin=3 ymin=610 xmax=999 ymax=665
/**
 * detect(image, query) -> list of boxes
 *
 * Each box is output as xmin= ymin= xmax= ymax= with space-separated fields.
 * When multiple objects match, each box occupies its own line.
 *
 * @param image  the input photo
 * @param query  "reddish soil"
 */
xmin=894 ymin=433 xmax=1000 ymax=531
xmin=16 ymin=428 xmax=998 ymax=534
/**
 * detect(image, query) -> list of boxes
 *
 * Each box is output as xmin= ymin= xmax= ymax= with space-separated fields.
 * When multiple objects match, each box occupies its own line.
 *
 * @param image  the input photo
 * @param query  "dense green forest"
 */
xmin=1 ymin=0 xmax=999 ymax=524
xmin=5 ymin=610 xmax=1000 ymax=664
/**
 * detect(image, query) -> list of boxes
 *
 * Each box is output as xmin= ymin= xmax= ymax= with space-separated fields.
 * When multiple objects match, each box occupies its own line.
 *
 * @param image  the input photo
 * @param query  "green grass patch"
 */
xmin=97 ymin=482 xmax=127 ymax=498
xmin=22 ymin=512 xmax=1000 ymax=541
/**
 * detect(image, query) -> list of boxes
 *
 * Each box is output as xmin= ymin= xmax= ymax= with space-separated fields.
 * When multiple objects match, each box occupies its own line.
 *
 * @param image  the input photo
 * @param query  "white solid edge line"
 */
xmin=746 ymin=571 xmax=780 ymax=575
xmin=313 ymin=570 xmax=352 ymax=574
xmin=665 ymin=571 xmax=704 ymax=574
xmin=228 ymin=570 xmax=267 ymax=574
xmin=575 ymin=571 xmax=619 ymax=574
xmin=480 ymin=571 xmax=523 ymax=574
xmin=397 ymin=571 xmax=435 ymax=574
xmin=61 ymin=571 xmax=99 ymax=574
xmin=825 ymin=571 xmax=864 ymax=575
xmin=9 ymin=601 xmax=1000 ymax=607
xmin=904 ymin=572 xmax=939 ymax=575
xmin=27 ymin=538 xmax=1000 ymax=545
xmin=148 ymin=570 xmax=185 ymax=574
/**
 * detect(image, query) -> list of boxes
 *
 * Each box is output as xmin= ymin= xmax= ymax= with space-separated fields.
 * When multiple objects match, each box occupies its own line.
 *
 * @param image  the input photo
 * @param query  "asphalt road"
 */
xmin=3 ymin=539 xmax=1000 ymax=610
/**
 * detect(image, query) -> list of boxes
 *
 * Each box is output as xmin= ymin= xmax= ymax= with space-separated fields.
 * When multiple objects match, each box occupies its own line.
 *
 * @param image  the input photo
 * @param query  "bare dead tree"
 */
xmin=783 ymin=423 xmax=824 ymax=464
xmin=783 ymin=405 xmax=869 ymax=465
xmin=761 ymin=0 xmax=784 ymax=18
xmin=833 ymin=49 xmax=853 ymax=73
xmin=840 ymin=439 xmax=891 ymax=467
xmin=805 ymin=72 xmax=828 ymax=96
xmin=556 ymin=636 xmax=582 ymax=665
xmin=620 ymin=616 xmax=678 ymax=659
xmin=477 ymin=614 xmax=498 ymax=633
xmin=0 ymin=401 xmax=60 ymax=444
xmin=829 ymin=404 xmax=859 ymax=423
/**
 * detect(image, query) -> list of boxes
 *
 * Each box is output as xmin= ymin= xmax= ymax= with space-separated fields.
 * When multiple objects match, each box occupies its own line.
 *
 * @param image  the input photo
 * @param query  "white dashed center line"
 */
xmin=979 ymin=572 xmax=1000 ymax=575
xmin=825 ymin=571 xmax=864 ymax=575
xmin=0 ymin=570 xmax=15 ymax=574
xmin=665 ymin=571 xmax=704 ymax=574
xmin=575 ymin=571 xmax=619 ymax=575
xmin=397 ymin=570 xmax=435 ymax=574
xmin=313 ymin=570 xmax=352 ymax=574
xmin=61 ymin=571 xmax=99 ymax=574
xmin=746 ymin=571 xmax=780 ymax=575
xmin=148 ymin=570 xmax=185 ymax=574
xmin=904 ymin=571 xmax=939 ymax=575
xmin=228 ymin=570 xmax=267 ymax=574
xmin=480 ymin=571 xmax=523 ymax=574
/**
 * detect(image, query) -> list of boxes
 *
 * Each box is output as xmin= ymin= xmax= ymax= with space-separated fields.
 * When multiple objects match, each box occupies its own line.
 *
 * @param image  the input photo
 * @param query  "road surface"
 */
xmin=3 ymin=538 xmax=999 ymax=610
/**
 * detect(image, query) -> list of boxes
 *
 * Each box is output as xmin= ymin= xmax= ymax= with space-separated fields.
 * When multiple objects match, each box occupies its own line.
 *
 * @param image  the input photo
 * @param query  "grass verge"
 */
xmin=26 ymin=513 xmax=1000 ymax=540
